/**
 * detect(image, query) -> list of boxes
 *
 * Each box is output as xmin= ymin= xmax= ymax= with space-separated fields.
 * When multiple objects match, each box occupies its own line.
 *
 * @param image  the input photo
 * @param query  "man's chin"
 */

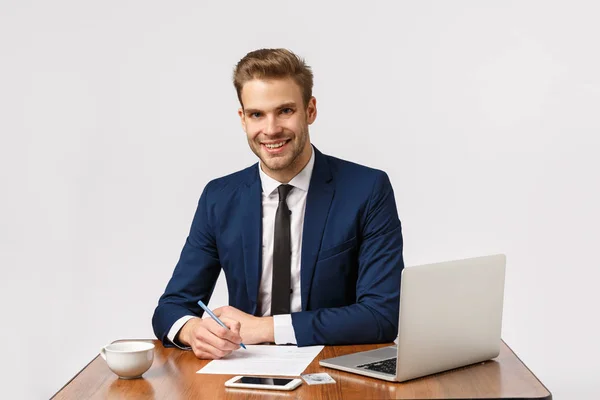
xmin=261 ymin=161 xmax=290 ymax=172
xmin=260 ymin=154 xmax=295 ymax=170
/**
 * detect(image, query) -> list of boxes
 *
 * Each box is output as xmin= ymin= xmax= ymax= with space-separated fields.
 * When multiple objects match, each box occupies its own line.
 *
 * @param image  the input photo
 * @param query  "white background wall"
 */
xmin=1 ymin=1 xmax=598 ymax=398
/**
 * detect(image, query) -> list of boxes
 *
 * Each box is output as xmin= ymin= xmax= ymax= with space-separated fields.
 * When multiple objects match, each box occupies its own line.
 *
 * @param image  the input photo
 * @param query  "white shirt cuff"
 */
xmin=273 ymin=314 xmax=297 ymax=345
xmin=167 ymin=315 xmax=197 ymax=350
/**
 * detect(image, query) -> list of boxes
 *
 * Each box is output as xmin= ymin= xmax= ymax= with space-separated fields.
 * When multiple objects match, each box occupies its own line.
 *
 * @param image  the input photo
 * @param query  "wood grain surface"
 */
xmin=52 ymin=340 xmax=551 ymax=399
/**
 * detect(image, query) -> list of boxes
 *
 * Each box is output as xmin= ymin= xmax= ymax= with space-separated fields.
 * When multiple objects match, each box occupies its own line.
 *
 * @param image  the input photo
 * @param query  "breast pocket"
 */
xmin=317 ymin=236 xmax=358 ymax=262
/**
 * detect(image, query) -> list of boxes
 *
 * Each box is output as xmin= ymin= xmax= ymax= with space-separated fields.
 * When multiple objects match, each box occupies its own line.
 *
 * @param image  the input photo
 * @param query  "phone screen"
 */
xmin=233 ymin=377 xmax=293 ymax=386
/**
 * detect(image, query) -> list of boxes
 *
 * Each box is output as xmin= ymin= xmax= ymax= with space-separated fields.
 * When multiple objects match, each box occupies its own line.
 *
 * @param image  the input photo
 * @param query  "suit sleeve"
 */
xmin=291 ymin=172 xmax=403 ymax=346
xmin=152 ymin=182 xmax=222 ymax=347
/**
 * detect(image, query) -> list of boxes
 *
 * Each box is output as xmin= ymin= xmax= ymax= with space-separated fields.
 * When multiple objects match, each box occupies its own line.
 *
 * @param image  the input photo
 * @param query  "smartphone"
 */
xmin=224 ymin=376 xmax=302 ymax=391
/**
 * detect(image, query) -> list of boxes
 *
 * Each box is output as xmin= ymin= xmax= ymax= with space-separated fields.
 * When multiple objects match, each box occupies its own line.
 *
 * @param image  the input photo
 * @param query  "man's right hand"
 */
xmin=177 ymin=316 xmax=243 ymax=359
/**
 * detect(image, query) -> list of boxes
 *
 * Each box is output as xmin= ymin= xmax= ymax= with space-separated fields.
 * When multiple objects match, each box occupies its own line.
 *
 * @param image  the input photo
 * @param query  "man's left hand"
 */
xmin=213 ymin=306 xmax=275 ymax=344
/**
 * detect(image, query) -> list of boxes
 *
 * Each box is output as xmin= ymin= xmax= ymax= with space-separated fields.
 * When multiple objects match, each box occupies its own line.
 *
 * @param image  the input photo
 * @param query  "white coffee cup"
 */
xmin=100 ymin=341 xmax=155 ymax=379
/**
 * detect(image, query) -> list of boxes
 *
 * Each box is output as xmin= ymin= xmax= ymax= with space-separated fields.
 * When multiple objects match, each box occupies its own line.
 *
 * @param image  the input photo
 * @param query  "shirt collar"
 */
xmin=259 ymin=145 xmax=315 ymax=196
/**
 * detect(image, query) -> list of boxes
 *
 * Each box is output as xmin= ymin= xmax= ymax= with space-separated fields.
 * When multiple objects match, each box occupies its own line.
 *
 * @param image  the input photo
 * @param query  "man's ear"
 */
xmin=238 ymin=108 xmax=247 ymax=132
xmin=306 ymin=97 xmax=317 ymax=125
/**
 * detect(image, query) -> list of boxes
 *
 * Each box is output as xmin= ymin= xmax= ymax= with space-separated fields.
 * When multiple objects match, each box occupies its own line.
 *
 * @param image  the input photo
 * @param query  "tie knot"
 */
xmin=277 ymin=184 xmax=293 ymax=202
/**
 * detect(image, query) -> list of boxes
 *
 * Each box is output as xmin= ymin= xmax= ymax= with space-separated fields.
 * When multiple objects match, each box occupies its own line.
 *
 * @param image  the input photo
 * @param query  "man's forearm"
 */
xmin=258 ymin=316 xmax=275 ymax=343
xmin=212 ymin=306 xmax=276 ymax=344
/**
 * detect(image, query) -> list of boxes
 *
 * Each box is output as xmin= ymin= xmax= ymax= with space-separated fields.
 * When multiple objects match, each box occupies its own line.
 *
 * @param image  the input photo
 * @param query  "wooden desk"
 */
xmin=52 ymin=340 xmax=551 ymax=399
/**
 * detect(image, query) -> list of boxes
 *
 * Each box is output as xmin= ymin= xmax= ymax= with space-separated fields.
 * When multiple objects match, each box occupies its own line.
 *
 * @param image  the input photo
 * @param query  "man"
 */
xmin=152 ymin=48 xmax=403 ymax=360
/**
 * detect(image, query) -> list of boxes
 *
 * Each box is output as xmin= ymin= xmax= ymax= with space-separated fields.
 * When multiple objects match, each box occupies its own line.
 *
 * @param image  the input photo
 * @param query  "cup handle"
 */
xmin=100 ymin=347 xmax=107 ymax=361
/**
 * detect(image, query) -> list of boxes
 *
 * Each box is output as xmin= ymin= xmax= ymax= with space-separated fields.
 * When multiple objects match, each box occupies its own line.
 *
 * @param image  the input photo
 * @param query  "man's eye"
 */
xmin=250 ymin=112 xmax=261 ymax=118
xmin=281 ymin=108 xmax=293 ymax=114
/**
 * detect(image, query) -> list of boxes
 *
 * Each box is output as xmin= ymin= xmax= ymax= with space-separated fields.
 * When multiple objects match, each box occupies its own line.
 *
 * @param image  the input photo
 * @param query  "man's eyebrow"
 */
xmin=277 ymin=102 xmax=298 ymax=109
xmin=244 ymin=102 xmax=299 ymax=114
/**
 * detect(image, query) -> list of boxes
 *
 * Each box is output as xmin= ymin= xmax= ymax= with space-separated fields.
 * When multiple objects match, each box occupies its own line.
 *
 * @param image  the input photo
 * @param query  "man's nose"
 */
xmin=264 ymin=115 xmax=283 ymax=135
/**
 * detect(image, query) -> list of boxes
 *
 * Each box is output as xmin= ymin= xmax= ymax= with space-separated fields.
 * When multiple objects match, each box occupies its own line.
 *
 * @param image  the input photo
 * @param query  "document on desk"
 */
xmin=197 ymin=345 xmax=324 ymax=376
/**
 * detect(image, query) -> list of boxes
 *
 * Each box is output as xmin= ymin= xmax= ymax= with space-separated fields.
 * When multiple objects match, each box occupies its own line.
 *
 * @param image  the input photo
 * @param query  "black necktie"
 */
xmin=271 ymin=184 xmax=293 ymax=315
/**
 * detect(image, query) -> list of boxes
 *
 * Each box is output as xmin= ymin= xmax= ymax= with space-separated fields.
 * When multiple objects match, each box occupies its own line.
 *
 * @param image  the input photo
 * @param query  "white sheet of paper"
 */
xmin=197 ymin=345 xmax=324 ymax=376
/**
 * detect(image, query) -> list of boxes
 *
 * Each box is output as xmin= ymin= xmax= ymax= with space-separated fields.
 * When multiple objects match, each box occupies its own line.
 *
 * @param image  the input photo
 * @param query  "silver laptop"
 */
xmin=319 ymin=254 xmax=506 ymax=382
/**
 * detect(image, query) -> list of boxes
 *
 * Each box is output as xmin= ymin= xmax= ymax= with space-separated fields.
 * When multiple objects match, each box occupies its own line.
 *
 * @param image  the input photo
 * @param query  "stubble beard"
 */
xmin=253 ymin=125 xmax=309 ymax=173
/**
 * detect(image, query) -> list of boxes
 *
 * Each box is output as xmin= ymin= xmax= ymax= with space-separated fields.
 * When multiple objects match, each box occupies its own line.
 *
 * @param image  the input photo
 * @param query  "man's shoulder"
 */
xmin=322 ymin=151 xmax=388 ymax=182
xmin=204 ymin=163 xmax=258 ymax=196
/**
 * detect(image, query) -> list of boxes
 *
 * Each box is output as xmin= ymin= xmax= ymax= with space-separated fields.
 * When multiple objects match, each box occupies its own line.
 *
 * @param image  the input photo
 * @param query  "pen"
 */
xmin=197 ymin=300 xmax=247 ymax=349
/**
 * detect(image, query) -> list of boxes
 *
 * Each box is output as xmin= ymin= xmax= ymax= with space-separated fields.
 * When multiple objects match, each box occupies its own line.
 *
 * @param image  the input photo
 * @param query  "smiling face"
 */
xmin=238 ymin=78 xmax=317 ymax=183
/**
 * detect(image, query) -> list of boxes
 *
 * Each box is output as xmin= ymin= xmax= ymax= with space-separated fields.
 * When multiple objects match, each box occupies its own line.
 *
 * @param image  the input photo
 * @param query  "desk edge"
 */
xmin=49 ymin=354 xmax=101 ymax=399
xmin=502 ymin=339 xmax=553 ymax=400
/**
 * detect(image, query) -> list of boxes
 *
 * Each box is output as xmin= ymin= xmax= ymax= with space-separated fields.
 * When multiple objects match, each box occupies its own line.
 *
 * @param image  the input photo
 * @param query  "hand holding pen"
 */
xmin=198 ymin=300 xmax=247 ymax=349
xmin=176 ymin=300 xmax=245 ymax=359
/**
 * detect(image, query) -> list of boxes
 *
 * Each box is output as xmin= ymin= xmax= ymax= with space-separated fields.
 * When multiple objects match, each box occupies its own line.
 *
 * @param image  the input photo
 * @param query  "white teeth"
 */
xmin=265 ymin=141 xmax=286 ymax=149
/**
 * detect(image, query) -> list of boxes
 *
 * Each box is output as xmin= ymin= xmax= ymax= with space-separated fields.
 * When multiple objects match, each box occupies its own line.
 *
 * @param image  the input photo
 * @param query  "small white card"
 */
xmin=301 ymin=373 xmax=336 ymax=385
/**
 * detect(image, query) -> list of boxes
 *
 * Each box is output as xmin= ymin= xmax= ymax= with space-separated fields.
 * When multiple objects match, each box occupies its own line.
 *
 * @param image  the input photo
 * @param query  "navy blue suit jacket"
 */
xmin=152 ymin=147 xmax=404 ymax=347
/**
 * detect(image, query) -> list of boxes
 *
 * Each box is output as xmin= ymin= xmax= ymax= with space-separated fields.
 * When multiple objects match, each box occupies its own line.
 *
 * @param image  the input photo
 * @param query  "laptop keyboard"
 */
xmin=357 ymin=357 xmax=397 ymax=375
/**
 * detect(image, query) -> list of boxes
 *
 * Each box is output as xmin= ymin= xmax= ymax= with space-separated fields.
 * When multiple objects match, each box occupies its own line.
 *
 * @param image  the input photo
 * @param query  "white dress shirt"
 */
xmin=167 ymin=147 xmax=315 ymax=347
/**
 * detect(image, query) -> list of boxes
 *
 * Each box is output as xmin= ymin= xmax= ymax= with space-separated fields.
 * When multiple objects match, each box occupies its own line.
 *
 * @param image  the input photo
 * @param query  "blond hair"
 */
xmin=233 ymin=48 xmax=314 ymax=108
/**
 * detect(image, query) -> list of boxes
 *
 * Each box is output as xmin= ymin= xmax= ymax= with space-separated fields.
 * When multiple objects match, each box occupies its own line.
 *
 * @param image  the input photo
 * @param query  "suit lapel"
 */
xmin=241 ymin=165 xmax=262 ymax=314
xmin=301 ymin=148 xmax=334 ymax=310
